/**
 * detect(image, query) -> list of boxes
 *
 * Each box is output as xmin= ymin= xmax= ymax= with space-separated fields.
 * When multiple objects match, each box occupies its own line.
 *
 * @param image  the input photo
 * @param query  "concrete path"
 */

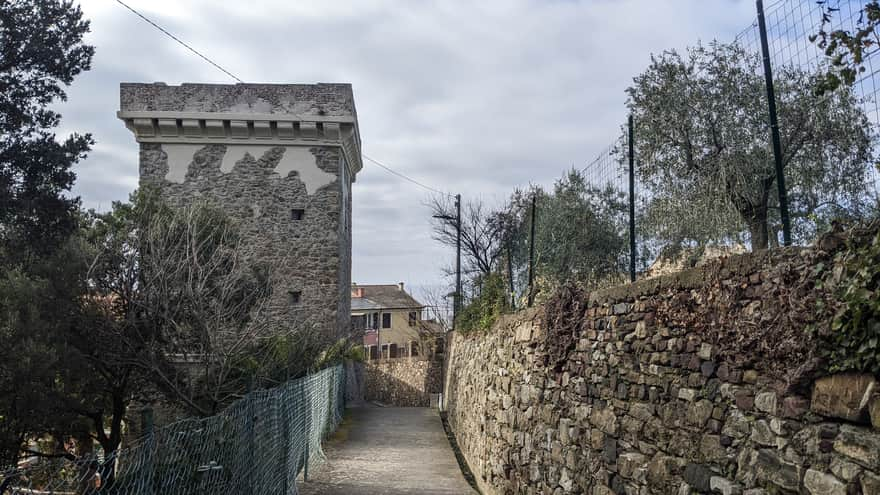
xmin=298 ymin=405 xmax=477 ymax=494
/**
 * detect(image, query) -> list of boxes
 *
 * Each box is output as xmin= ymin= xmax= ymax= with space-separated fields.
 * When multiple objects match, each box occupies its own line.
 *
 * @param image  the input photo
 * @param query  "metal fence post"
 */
xmin=245 ymin=378 xmax=254 ymax=495
xmin=756 ymin=0 xmax=792 ymax=246
xmin=281 ymin=381 xmax=290 ymax=495
xmin=527 ymin=194 xmax=537 ymax=307
xmin=300 ymin=378 xmax=310 ymax=482
xmin=140 ymin=407 xmax=155 ymax=494
xmin=506 ymin=240 xmax=515 ymax=308
xmin=628 ymin=114 xmax=637 ymax=282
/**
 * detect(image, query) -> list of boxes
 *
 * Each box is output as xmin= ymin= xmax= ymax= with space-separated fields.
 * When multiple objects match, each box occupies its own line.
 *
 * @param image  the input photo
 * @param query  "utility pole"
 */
xmin=527 ymin=195 xmax=536 ymax=307
xmin=454 ymin=194 xmax=462 ymax=330
xmin=628 ymin=114 xmax=637 ymax=282
xmin=756 ymin=0 xmax=792 ymax=246
xmin=433 ymin=195 xmax=462 ymax=330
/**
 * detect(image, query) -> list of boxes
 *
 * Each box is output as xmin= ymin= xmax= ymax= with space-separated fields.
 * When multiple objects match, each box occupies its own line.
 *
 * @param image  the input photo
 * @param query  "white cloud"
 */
xmin=60 ymin=0 xmax=764 ymax=291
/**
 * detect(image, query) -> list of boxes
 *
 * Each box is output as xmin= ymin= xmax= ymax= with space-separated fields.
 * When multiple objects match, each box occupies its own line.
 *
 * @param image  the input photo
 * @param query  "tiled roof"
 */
xmin=351 ymin=297 xmax=384 ymax=311
xmin=351 ymin=284 xmax=423 ymax=309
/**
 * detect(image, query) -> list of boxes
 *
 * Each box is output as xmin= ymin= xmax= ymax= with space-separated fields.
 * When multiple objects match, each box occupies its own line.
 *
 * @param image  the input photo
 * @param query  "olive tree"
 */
xmin=501 ymin=169 xmax=630 ymax=301
xmin=627 ymin=41 xmax=875 ymax=250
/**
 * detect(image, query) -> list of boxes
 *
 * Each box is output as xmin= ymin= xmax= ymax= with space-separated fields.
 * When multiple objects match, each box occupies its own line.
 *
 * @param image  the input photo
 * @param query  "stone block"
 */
xmin=750 ymin=420 xmax=775 ymax=447
xmin=698 ymin=435 xmax=726 ymax=462
xmin=591 ymin=407 xmax=618 ymax=435
xmin=870 ymin=395 xmax=880 ymax=430
xmin=722 ymin=409 xmax=751 ymax=439
xmin=647 ymin=454 xmax=685 ymax=491
xmin=515 ymin=322 xmax=534 ymax=342
xmin=803 ymin=469 xmax=846 ymax=495
xmin=754 ymin=392 xmax=777 ymax=415
xmin=734 ymin=390 xmax=754 ymax=410
xmin=678 ymin=388 xmax=697 ymax=402
xmin=861 ymin=471 xmax=880 ymax=494
xmin=829 ymin=457 xmax=862 ymax=482
xmin=629 ymin=402 xmax=655 ymax=422
xmin=833 ymin=424 xmax=880 ymax=470
xmin=701 ymin=361 xmax=716 ymax=378
xmin=811 ymin=374 xmax=877 ymax=423
xmin=698 ymin=343 xmax=713 ymax=360
xmin=683 ymin=463 xmax=713 ymax=492
xmin=618 ymin=452 xmax=647 ymax=480
xmin=754 ymin=449 xmax=801 ymax=492
xmin=688 ymin=400 xmax=714 ymax=427
xmin=742 ymin=369 xmax=758 ymax=384
xmin=781 ymin=396 xmax=810 ymax=419
xmin=709 ymin=476 xmax=742 ymax=495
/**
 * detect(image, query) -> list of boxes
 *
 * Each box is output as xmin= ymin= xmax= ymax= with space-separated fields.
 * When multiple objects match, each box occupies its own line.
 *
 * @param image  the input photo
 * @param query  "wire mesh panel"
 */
xmin=737 ymin=0 xmax=880 ymax=198
xmin=0 ymin=364 xmax=346 ymax=495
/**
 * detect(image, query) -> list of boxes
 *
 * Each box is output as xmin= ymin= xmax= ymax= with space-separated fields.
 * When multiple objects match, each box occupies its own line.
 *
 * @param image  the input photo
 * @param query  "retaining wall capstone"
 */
xmin=444 ymin=242 xmax=880 ymax=494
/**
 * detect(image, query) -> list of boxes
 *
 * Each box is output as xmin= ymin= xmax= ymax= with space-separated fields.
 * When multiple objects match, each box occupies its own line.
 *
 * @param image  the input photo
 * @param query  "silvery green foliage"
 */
xmin=502 ymin=169 xmax=630 ymax=301
xmin=627 ymin=41 xmax=876 ymax=250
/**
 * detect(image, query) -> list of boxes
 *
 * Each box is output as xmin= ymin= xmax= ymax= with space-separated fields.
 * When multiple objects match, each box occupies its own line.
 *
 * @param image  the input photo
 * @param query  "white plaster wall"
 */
xmin=161 ymin=144 xmax=336 ymax=194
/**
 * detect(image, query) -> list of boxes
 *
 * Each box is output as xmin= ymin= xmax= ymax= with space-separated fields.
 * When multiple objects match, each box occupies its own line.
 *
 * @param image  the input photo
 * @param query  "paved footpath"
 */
xmin=299 ymin=405 xmax=477 ymax=494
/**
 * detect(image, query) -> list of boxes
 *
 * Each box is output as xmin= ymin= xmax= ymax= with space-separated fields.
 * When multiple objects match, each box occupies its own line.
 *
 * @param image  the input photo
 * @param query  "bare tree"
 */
xmin=428 ymin=195 xmax=505 ymax=279
xmin=86 ymin=190 xmax=290 ymax=418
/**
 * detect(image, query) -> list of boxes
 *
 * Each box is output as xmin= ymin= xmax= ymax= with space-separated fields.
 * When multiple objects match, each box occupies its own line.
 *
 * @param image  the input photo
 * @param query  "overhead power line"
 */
xmin=113 ymin=0 xmax=245 ymax=83
xmin=114 ymin=2 xmax=448 ymax=197
xmin=363 ymin=155 xmax=450 ymax=196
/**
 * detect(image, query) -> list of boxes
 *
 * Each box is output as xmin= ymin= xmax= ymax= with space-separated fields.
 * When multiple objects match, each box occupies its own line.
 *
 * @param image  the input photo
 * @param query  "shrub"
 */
xmin=456 ymin=273 xmax=510 ymax=333
xmin=820 ymin=223 xmax=880 ymax=375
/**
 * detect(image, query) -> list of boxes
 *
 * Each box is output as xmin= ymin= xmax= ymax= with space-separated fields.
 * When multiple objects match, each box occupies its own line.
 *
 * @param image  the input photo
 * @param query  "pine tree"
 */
xmin=0 ymin=0 xmax=94 ymax=261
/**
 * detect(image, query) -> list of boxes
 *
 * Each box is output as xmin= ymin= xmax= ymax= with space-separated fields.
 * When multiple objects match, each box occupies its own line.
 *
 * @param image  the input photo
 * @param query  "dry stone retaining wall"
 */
xmin=444 ymin=246 xmax=880 ymax=494
xmin=364 ymin=358 xmax=442 ymax=407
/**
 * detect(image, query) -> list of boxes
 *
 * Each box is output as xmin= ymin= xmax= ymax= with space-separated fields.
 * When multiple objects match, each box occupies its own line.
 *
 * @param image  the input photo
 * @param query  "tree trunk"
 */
xmin=747 ymin=212 xmax=769 ymax=250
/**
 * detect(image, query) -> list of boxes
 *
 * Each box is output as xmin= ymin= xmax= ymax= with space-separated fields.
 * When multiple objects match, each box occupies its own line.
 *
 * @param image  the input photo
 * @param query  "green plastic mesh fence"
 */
xmin=0 ymin=364 xmax=346 ymax=494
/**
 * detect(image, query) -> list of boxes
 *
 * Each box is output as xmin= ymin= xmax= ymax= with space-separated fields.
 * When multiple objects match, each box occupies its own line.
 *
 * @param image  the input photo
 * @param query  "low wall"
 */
xmin=364 ymin=358 xmax=442 ymax=407
xmin=444 ymin=245 xmax=880 ymax=494
xmin=344 ymin=360 xmax=365 ymax=404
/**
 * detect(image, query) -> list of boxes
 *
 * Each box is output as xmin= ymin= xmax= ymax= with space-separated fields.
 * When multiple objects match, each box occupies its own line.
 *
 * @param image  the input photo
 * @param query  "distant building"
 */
xmin=351 ymin=283 xmax=444 ymax=359
xmin=118 ymin=82 xmax=362 ymax=343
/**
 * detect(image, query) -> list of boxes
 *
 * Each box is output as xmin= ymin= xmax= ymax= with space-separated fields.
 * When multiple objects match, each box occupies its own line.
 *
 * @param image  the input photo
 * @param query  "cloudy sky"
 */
xmin=58 ymin=0 xmax=764 ymax=302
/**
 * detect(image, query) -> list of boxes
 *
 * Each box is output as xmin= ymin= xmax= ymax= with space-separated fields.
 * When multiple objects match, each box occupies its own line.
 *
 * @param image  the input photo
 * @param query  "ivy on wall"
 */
xmin=818 ymin=223 xmax=880 ymax=375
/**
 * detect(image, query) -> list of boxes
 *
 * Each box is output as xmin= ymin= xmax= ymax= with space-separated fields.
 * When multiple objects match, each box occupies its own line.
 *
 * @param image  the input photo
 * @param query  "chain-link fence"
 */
xmin=553 ymin=0 xmax=880 ymax=288
xmin=492 ymin=0 xmax=880 ymax=307
xmin=0 ymin=364 xmax=345 ymax=495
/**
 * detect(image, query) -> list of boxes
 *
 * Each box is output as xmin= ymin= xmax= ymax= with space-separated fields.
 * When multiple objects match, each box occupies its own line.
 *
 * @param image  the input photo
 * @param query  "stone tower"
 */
xmin=118 ymin=82 xmax=362 ymax=341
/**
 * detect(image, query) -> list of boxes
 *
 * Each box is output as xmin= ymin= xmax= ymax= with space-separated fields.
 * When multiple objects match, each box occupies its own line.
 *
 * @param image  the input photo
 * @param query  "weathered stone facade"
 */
xmin=444 ymin=246 xmax=880 ymax=494
xmin=364 ymin=358 xmax=443 ymax=407
xmin=119 ymin=83 xmax=361 ymax=341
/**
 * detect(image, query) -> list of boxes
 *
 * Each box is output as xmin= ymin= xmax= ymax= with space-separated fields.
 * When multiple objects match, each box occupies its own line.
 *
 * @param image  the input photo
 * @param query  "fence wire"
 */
xmin=0 ymin=365 xmax=345 ymax=495
xmin=565 ymin=0 xmax=880 ymax=285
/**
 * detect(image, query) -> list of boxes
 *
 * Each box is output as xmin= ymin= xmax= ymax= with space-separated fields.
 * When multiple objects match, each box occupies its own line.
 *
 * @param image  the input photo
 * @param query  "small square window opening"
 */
xmin=288 ymin=290 xmax=302 ymax=304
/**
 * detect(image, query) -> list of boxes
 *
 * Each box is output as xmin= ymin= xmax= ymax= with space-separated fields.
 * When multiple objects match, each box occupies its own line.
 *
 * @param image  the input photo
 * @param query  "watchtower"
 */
xmin=118 ymin=82 xmax=362 ymax=341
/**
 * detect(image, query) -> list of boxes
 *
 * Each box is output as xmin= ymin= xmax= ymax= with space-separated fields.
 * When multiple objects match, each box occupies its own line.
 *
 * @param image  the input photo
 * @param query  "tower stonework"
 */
xmin=118 ymin=82 xmax=361 ymax=342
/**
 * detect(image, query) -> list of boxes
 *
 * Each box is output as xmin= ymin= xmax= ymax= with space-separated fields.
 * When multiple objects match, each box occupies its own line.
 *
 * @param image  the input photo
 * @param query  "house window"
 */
xmin=288 ymin=290 xmax=302 ymax=304
xmin=382 ymin=312 xmax=392 ymax=329
xmin=291 ymin=208 xmax=304 ymax=220
xmin=410 ymin=341 xmax=420 ymax=357
xmin=371 ymin=312 xmax=379 ymax=330
xmin=389 ymin=343 xmax=398 ymax=358
xmin=408 ymin=311 xmax=418 ymax=327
